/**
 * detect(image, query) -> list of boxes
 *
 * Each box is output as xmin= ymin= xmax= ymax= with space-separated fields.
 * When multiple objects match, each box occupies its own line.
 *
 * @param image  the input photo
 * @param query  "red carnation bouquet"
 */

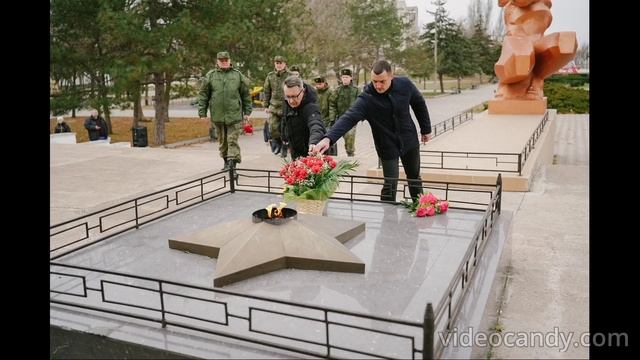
xmin=279 ymin=155 xmax=358 ymax=201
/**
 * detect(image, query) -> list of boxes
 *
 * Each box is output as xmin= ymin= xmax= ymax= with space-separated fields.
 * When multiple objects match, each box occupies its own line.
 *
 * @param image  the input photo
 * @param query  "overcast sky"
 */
xmin=404 ymin=0 xmax=589 ymax=46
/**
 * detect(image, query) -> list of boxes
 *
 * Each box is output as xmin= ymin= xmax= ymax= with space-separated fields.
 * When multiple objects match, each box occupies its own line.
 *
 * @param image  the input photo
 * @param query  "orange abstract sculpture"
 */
xmin=489 ymin=0 xmax=578 ymax=114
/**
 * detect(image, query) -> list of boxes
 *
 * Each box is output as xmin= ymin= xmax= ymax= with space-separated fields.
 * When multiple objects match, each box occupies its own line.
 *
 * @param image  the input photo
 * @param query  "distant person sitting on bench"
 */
xmin=84 ymin=109 xmax=108 ymax=141
xmin=54 ymin=116 xmax=71 ymax=133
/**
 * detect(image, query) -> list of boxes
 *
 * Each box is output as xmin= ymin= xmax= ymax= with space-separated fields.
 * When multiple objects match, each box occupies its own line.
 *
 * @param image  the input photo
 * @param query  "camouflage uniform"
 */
xmin=197 ymin=65 xmax=252 ymax=165
xmin=263 ymin=69 xmax=291 ymax=143
xmin=316 ymin=86 xmax=333 ymax=127
xmin=314 ymin=78 xmax=337 ymax=155
xmin=329 ymin=82 xmax=359 ymax=156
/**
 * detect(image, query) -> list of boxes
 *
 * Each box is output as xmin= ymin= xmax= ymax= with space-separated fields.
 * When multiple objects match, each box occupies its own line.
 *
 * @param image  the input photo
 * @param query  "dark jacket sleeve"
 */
xmin=303 ymin=105 xmax=326 ymax=145
xmin=409 ymin=82 xmax=431 ymax=134
xmin=326 ymin=95 xmax=367 ymax=145
xmin=99 ymin=118 xmax=109 ymax=137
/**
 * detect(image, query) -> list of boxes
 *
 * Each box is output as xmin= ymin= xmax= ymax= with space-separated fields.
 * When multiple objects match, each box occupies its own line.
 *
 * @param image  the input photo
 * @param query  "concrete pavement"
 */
xmin=50 ymin=84 xmax=589 ymax=358
xmin=473 ymin=113 xmax=589 ymax=359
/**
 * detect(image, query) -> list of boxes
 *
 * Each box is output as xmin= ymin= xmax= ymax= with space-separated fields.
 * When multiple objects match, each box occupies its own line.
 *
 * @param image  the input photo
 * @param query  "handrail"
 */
xmin=50 ymin=169 xmax=502 ymax=359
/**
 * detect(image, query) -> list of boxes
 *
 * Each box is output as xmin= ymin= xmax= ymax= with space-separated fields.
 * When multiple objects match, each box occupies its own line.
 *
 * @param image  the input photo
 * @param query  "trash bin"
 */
xmin=132 ymin=126 xmax=148 ymax=147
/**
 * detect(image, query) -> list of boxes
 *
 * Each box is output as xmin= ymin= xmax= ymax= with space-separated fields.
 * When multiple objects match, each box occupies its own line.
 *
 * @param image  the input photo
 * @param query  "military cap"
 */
xmin=313 ymin=76 xmax=326 ymax=83
xmin=274 ymin=55 xmax=286 ymax=62
xmin=340 ymin=68 xmax=352 ymax=76
xmin=216 ymin=51 xmax=230 ymax=59
xmin=290 ymin=65 xmax=301 ymax=72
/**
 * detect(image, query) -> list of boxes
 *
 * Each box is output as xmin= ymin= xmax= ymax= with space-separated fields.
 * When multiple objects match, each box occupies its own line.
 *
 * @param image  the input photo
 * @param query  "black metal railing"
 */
xmin=430 ymin=174 xmax=502 ymax=358
xmin=51 ymin=169 xmax=503 ymax=359
xmin=430 ymin=109 xmax=474 ymax=138
xmin=518 ymin=110 xmax=549 ymax=175
xmin=419 ymin=111 xmax=549 ymax=175
xmin=378 ymin=108 xmax=475 ymax=169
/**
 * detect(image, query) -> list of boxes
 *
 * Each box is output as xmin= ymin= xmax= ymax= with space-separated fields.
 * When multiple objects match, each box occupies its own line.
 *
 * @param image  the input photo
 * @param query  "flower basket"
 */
xmin=280 ymin=155 xmax=358 ymax=214
xmin=295 ymin=199 xmax=327 ymax=215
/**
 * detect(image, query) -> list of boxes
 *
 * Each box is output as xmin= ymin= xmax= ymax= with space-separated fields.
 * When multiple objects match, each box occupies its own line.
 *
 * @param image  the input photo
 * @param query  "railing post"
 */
xmin=324 ymin=310 xmax=330 ymax=357
xmin=159 ymin=281 xmax=167 ymax=328
xmin=517 ymin=153 xmax=522 ymax=176
xmin=134 ymin=199 xmax=139 ymax=229
xmin=423 ymin=303 xmax=435 ymax=360
xmin=200 ymin=178 xmax=205 ymax=201
xmin=229 ymin=168 xmax=236 ymax=193
xmin=496 ymin=173 xmax=502 ymax=214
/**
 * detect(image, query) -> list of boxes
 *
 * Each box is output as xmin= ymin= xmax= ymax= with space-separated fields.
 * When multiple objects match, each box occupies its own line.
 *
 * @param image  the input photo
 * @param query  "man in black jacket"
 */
xmin=83 ymin=109 xmax=109 ymax=141
xmin=312 ymin=60 xmax=432 ymax=202
xmin=280 ymin=76 xmax=326 ymax=160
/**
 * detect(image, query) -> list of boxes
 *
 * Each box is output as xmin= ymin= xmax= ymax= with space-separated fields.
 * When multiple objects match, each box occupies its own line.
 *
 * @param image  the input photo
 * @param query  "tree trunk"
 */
xmin=164 ymin=73 xmax=173 ymax=123
xmin=153 ymin=72 xmax=168 ymax=146
xmin=438 ymin=73 xmax=445 ymax=93
xmin=144 ymin=84 xmax=149 ymax=106
xmin=457 ymin=77 xmax=461 ymax=92
xmin=98 ymin=72 xmax=113 ymax=134
xmin=132 ymin=82 xmax=143 ymax=129
xmin=71 ymin=73 xmax=77 ymax=118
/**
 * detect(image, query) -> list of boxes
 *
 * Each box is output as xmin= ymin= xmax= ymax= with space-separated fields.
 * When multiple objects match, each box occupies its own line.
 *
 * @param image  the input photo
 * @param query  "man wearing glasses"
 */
xmin=197 ymin=51 xmax=252 ymax=171
xmin=280 ymin=76 xmax=326 ymax=160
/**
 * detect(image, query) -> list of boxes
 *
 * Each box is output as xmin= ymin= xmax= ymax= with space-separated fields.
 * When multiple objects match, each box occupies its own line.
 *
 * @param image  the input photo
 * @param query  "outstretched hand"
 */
xmin=309 ymin=137 xmax=331 ymax=155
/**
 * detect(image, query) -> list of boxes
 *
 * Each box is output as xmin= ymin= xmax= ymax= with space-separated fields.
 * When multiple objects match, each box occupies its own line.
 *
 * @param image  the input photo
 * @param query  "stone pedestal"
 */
xmin=488 ymin=98 xmax=547 ymax=114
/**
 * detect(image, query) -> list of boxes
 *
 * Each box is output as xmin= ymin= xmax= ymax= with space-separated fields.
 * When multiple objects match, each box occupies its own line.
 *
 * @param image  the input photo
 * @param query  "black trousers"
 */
xmin=379 ymin=145 xmax=423 ymax=202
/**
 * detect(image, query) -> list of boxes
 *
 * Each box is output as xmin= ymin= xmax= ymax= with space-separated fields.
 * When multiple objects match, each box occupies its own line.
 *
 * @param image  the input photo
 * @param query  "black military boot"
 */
xmin=221 ymin=159 xmax=229 ymax=171
xmin=280 ymin=144 xmax=288 ymax=159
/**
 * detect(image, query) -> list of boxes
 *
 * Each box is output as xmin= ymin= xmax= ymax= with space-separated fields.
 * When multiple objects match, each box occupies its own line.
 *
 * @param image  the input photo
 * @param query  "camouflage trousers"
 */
xmin=344 ymin=127 xmax=356 ymax=156
xmin=215 ymin=122 xmax=242 ymax=163
xmin=269 ymin=112 xmax=283 ymax=141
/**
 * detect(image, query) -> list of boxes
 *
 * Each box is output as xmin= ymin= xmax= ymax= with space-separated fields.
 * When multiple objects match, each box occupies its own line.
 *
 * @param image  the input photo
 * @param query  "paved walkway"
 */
xmin=50 ymin=85 xmax=589 ymax=358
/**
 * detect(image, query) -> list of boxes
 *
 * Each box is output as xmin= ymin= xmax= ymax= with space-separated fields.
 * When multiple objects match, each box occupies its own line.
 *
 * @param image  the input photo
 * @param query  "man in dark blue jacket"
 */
xmin=311 ymin=60 xmax=432 ymax=202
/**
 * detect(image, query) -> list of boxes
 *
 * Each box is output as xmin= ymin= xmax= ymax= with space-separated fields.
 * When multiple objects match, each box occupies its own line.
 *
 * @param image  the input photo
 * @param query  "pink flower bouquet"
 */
xmin=402 ymin=192 xmax=449 ymax=217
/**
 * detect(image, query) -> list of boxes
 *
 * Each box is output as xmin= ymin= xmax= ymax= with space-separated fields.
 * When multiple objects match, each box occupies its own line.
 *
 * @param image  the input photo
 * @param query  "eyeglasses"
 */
xmin=285 ymin=88 xmax=304 ymax=100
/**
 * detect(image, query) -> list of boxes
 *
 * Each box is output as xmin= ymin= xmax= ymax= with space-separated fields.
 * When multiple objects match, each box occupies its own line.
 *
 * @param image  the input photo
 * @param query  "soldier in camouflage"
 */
xmin=197 ymin=51 xmax=252 ymax=171
xmin=289 ymin=65 xmax=301 ymax=78
xmin=263 ymin=55 xmax=291 ymax=157
xmin=329 ymin=68 xmax=360 ymax=156
xmin=313 ymin=76 xmax=337 ymax=155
